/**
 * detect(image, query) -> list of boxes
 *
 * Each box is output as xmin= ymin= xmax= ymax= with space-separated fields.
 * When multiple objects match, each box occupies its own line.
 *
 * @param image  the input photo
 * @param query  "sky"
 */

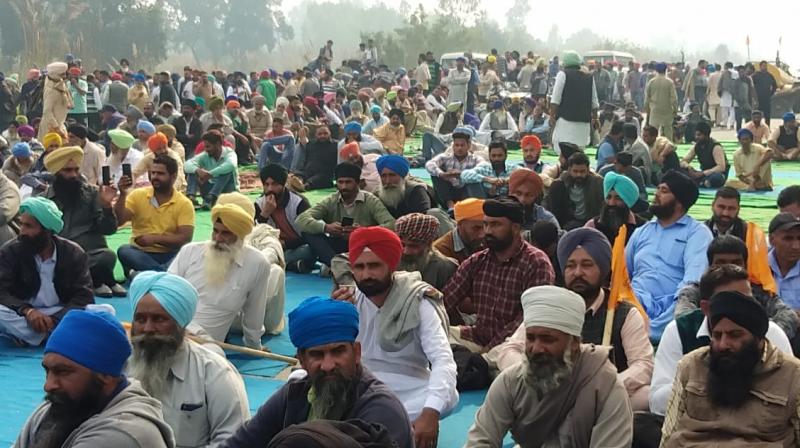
xmin=374 ymin=0 xmax=800 ymax=71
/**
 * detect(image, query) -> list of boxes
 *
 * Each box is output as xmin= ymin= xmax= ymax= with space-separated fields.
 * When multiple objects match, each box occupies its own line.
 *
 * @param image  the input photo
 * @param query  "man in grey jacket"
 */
xmin=16 ymin=309 xmax=175 ymax=448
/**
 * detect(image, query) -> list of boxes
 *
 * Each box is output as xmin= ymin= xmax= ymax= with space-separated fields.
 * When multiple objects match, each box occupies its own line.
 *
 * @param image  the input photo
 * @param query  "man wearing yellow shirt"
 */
xmin=372 ymin=108 xmax=406 ymax=154
xmin=114 ymin=154 xmax=195 ymax=277
xmin=726 ymin=128 xmax=773 ymax=191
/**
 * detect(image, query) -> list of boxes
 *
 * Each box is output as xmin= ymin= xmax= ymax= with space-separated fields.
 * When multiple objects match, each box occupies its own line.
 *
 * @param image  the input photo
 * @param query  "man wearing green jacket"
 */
xmin=255 ymin=70 xmax=277 ymax=110
xmin=296 ymin=162 xmax=394 ymax=267
xmin=184 ymin=130 xmax=238 ymax=209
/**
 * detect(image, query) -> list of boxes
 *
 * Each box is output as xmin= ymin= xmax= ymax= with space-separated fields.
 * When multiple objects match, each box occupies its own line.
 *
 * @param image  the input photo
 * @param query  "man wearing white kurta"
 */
xmin=549 ymin=51 xmax=599 ymax=154
xmin=334 ymin=226 xmax=457 ymax=448
xmin=127 ymin=271 xmax=250 ymax=447
xmin=169 ymin=202 xmax=270 ymax=350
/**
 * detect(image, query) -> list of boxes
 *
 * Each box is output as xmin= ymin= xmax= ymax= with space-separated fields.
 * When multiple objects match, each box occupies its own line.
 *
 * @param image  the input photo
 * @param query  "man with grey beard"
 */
xmin=465 ymin=285 xmax=632 ymax=447
xmin=168 ymin=201 xmax=270 ymax=350
xmin=127 ymin=271 xmax=249 ymax=448
xmin=375 ymin=154 xmax=432 ymax=219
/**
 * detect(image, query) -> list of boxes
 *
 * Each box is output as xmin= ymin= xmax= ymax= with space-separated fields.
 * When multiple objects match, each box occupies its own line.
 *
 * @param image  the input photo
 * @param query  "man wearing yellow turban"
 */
xmin=167 ymin=199 xmax=271 ymax=350
xmin=43 ymin=146 xmax=84 ymax=174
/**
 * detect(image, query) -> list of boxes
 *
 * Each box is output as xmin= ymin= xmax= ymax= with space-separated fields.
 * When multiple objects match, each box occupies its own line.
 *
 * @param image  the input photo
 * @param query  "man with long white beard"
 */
xmin=375 ymin=154 xmax=431 ymax=219
xmin=330 ymin=226 xmax=458 ymax=448
xmin=168 ymin=201 xmax=270 ymax=350
xmin=221 ymin=296 xmax=413 ymax=448
xmin=465 ymin=285 xmax=632 ymax=447
xmin=661 ymin=290 xmax=800 ymax=446
xmin=127 ymin=271 xmax=249 ymax=447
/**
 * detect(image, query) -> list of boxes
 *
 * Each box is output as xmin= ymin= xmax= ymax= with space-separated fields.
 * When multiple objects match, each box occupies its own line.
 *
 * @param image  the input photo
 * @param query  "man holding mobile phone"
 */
xmin=296 ymin=162 xmax=394 ymax=270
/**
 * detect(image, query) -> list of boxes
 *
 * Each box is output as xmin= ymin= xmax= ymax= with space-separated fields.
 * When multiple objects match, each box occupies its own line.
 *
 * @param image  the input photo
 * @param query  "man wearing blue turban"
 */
xmin=338 ymin=119 xmax=385 ymax=157
xmin=586 ymin=171 xmax=647 ymax=244
xmin=223 ymin=296 xmax=414 ymax=448
xmin=127 ymin=271 xmax=250 ymax=447
xmin=17 ymin=309 xmax=175 ymax=447
xmin=0 ymin=197 xmax=94 ymax=346
xmin=374 ymin=154 xmax=432 ymax=218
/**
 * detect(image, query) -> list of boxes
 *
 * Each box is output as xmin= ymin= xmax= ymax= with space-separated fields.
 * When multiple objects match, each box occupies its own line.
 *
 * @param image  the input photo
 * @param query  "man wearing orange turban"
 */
xmin=519 ymin=134 xmax=547 ymax=173
xmin=508 ymin=168 xmax=559 ymax=232
xmin=433 ymin=198 xmax=487 ymax=264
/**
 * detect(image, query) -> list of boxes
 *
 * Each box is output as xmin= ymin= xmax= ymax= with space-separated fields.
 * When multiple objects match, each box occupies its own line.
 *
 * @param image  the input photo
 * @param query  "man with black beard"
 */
xmin=127 ymin=271 xmax=249 ymax=447
xmin=295 ymin=125 xmax=339 ymax=190
xmin=42 ymin=146 xmax=125 ymax=298
xmin=0 ymin=197 xmax=93 ymax=346
xmin=545 ymin=151 xmax=604 ymax=230
xmin=461 ymin=140 xmax=519 ymax=198
xmin=586 ymin=172 xmax=645 ymax=245
xmin=16 ymin=309 xmax=175 ymax=448
xmin=661 ymin=290 xmax=800 ymax=446
xmin=465 ymin=285 xmax=632 ymax=447
xmin=222 ymin=296 xmax=413 ymax=448
xmin=374 ymin=154 xmax=432 ymax=218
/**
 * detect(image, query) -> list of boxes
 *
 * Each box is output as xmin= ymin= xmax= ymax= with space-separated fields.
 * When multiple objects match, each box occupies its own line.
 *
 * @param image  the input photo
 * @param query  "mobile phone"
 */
xmin=341 ymin=217 xmax=354 ymax=227
xmin=122 ymin=163 xmax=132 ymax=178
xmin=102 ymin=166 xmax=111 ymax=185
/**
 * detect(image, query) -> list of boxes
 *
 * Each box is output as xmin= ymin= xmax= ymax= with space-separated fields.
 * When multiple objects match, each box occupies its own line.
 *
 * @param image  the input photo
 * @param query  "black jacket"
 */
xmin=173 ymin=116 xmax=203 ymax=156
xmin=386 ymin=178 xmax=433 ymax=219
xmin=0 ymin=235 xmax=94 ymax=320
xmin=45 ymin=181 xmax=117 ymax=252
xmin=221 ymin=367 xmax=413 ymax=448
xmin=545 ymin=171 xmax=604 ymax=227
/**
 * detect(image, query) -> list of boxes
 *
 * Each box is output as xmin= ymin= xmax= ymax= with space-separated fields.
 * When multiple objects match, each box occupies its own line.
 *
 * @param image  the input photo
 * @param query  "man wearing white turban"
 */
xmin=465 ymin=285 xmax=633 ymax=447
xmin=127 ymin=271 xmax=250 ymax=447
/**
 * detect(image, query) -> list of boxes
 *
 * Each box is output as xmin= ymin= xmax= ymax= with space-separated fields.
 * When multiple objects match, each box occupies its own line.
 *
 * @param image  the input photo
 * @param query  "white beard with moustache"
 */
xmin=204 ymin=239 xmax=244 ymax=287
xmin=398 ymin=248 xmax=432 ymax=273
xmin=377 ymin=180 xmax=406 ymax=209
xmin=525 ymin=343 xmax=577 ymax=398
xmin=128 ymin=330 xmax=184 ymax=399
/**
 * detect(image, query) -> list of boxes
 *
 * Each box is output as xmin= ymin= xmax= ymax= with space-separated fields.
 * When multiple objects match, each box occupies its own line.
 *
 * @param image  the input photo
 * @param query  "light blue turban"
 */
xmin=603 ymin=171 xmax=639 ymax=209
xmin=20 ymin=197 xmax=63 ymax=233
xmin=369 ymin=104 xmax=382 ymax=115
xmin=12 ymin=142 xmax=31 ymax=158
xmin=129 ymin=271 xmax=198 ymax=328
xmin=137 ymin=119 xmax=156 ymax=135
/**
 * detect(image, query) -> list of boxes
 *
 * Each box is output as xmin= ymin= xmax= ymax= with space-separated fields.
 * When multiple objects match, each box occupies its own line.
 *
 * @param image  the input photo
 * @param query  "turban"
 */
xmin=396 ymin=213 xmax=439 ymax=244
xmin=101 ymin=104 xmax=117 ymax=114
xmin=556 ymin=227 xmax=612 ymax=279
xmin=226 ymin=100 xmax=241 ymax=110
xmin=376 ymin=154 xmax=409 ymax=177
xmin=126 ymin=105 xmax=143 ymax=120
xmin=217 ymin=192 xmax=256 ymax=220
xmin=260 ymin=70 xmax=270 ymax=79
xmin=521 ymin=286 xmax=586 ymax=336
xmin=289 ymin=297 xmax=359 ymax=350
xmin=195 ymin=97 xmax=206 ymax=108
xmin=68 ymin=67 xmax=82 ymax=76
xmin=350 ymin=100 xmax=363 ymax=113
xmin=157 ymin=124 xmax=176 ymax=141
xmin=369 ymin=104 xmax=382 ymax=114
xmin=386 ymin=91 xmax=397 ymax=101
xmin=211 ymin=203 xmax=255 ymax=240
xmin=783 ymin=112 xmax=796 ymax=122
xmin=344 ymin=121 xmax=362 ymax=135
xmin=349 ymin=226 xmax=403 ymax=270
xmin=67 ymin=124 xmax=87 ymax=140
xmin=654 ymin=62 xmax=668 ymax=73
xmin=709 ymin=291 xmax=768 ymax=339
xmin=374 ymin=88 xmax=386 ymax=98
xmin=454 ymin=198 xmax=485 ymax=222
xmin=452 ymin=126 xmax=474 ymax=139
xmin=15 ymin=115 xmax=28 ymax=125
xmin=508 ymin=168 xmax=544 ymax=198
xmin=520 ymin=135 xmax=542 ymax=152
xmin=19 ymin=196 xmax=64 ymax=233
xmin=339 ymin=142 xmax=361 ymax=160
xmin=483 ymin=197 xmax=524 ymax=224
xmin=282 ymin=71 xmax=293 ymax=79
xmin=129 ymin=271 xmax=198 ymax=328
xmin=260 ymin=163 xmax=289 ymax=185
xmin=108 ymin=129 xmax=135 ymax=149
xmin=137 ymin=119 xmax=156 ymax=135
xmin=207 ymin=96 xmax=224 ymax=110
xmin=603 ymin=172 xmax=639 ymax=209
xmin=559 ymin=142 xmax=580 ymax=159
xmin=111 ymin=72 xmax=123 ymax=81
xmin=17 ymin=125 xmax=35 ymax=138
xmin=46 ymin=62 xmax=68 ymax=77
xmin=207 ymin=74 xmax=216 ymax=82
xmin=133 ymin=73 xmax=146 ymax=83
xmin=276 ymin=97 xmax=290 ymax=108
xmin=323 ymin=92 xmax=336 ymax=105
xmin=44 ymin=146 xmax=83 ymax=174
xmin=45 ymin=310 xmax=131 ymax=376
xmin=147 ymin=132 xmax=169 ymax=152
xmin=562 ymin=51 xmax=583 ymax=68
xmin=12 ymin=142 xmax=32 ymax=158
xmin=491 ymin=100 xmax=503 ymax=110
xmin=303 ymin=96 xmax=319 ymax=107
xmin=42 ymin=132 xmax=62 ymax=149
xmin=487 ymin=55 xmax=497 ymax=64
xmin=661 ymin=170 xmax=699 ymax=210
xmin=737 ymin=128 xmax=754 ymax=140
xmin=27 ymin=69 xmax=40 ymax=81
xmin=181 ymin=98 xmax=197 ymax=109
xmin=335 ymin=162 xmax=362 ymax=181
xmin=252 ymin=95 xmax=265 ymax=106
xmin=446 ymin=102 xmax=463 ymax=113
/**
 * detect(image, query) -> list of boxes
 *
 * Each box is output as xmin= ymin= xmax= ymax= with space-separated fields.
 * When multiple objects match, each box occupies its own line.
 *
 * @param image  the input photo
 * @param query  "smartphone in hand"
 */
xmin=102 ymin=166 xmax=111 ymax=185
xmin=122 ymin=163 xmax=132 ymax=178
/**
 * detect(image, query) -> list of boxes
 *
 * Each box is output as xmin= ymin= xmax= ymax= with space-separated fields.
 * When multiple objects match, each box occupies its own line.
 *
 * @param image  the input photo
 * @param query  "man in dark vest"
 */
xmin=680 ymin=121 xmax=728 ymax=188
xmin=493 ymin=227 xmax=652 ymax=412
xmin=549 ymin=50 xmax=598 ymax=152
xmin=769 ymin=111 xmax=800 ymax=161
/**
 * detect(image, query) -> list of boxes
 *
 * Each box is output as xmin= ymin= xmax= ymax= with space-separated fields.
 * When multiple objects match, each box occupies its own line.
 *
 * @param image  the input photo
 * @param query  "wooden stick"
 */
xmin=121 ymin=322 xmax=298 ymax=365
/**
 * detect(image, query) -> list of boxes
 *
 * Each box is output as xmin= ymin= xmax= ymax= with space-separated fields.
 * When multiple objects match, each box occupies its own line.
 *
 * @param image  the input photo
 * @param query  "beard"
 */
xmin=356 ymin=273 xmax=392 ymax=297
xmin=128 ymin=326 xmax=184 ymax=398
xmin=376 ymin=182 xmax=405 ymax=209
xmin=491 ymin=161 xmax=506 ymax=173
xmin=649 ymin=197 xmax=677 ymax=220
xmin=204 ymin=239 xmax=244 ymax=287
xmin=485 ymin=233 xmax=513 ymax=253
xmin=707 ymin=338 xmax=761 ymax=408
xmin=524 ymin=346 xmax=576 ymax=398
xmin=32 ymin=375 xmax=107 ymax=448
xmin=598 ymin=204 xmax=629 ymax=233
xmin=572 ymin=176 xmax=586 ymax=186
xmin=19 ymin=232 xmax=50 ymax=255
xmin=567 ymin=278 xmax=602 ymax=302
xmin=53 ymin=175 xmax=82 ymax=203
xmin=398 ymin=249 xmax=432 ymax=273
xmin=308 ymin=365 xmax=360 ymax=420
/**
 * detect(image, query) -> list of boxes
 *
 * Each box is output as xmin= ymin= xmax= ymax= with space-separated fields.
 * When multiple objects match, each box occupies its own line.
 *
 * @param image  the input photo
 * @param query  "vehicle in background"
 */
xmin=583 ymin=50 xmax=636 ymax=67
xmin=440 ymin=52 xmax=488 ymax=71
